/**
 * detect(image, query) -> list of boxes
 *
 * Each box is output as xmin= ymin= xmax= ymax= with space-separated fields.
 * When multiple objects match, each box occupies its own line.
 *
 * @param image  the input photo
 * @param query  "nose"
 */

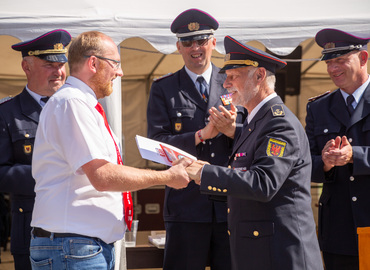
xmin=326 ymin=61 xmax=337 ymax=73
xmin=116 ymin=66 xmax=124 ymax=77
xmin=223 ymin=77 xmax=231 ymax=89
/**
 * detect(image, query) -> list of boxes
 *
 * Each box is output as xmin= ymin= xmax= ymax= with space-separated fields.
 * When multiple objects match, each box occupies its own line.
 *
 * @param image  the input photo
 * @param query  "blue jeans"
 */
xmin=30 ymin=232 xmax=115 ymax=270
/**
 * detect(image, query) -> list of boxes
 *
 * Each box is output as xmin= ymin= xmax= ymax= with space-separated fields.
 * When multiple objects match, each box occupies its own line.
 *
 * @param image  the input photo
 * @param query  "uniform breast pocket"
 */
xmin=232 ymin=156 xmax=250 ymax=171
xmin=169 ymin=107 xmax=196 ymax=133
xmin=11 ymin=128 xmax=37 ymax=162
xmin=313 ymin=124 xmax=342 ymax=142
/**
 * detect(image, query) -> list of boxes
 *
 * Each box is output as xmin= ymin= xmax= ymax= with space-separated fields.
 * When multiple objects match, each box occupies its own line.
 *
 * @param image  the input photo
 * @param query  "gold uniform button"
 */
xmin=227 ymin=208 xmax=230 ymax=214
xmin=228 ymin=230 xmax=231 ymax=236
xmin=212 ymin=187 xmax=217 ymax=191
xmin=228 ymin=165 xmax=231 ymax=169
xmin=208 ymin=186 xmax=212 ymax=190
xmin=217 ymin=188 xmax=221 ymax=192
xmin=19 ymin=208 xmax=23 ymax=213
xmin=253 ymin=231 xmax=259 ymax=237
xmin=223 ymin=189 xmax=227 ymax=193
xmin=25 ymin=133 xmax=30 ymax=138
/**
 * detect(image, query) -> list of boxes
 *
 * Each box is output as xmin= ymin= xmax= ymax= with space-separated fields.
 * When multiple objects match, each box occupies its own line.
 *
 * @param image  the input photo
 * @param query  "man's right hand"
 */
xmin=166 ymin=158 xmax=192 ymax=189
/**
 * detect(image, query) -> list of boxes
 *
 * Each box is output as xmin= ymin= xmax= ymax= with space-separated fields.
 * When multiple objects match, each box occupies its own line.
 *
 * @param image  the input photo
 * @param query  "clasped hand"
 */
xmin=322 ymin=136 xmax=353 ymax=172
xmin=171 ymin=158 xmax=209 ymax=185
xmin=208 ymin=103 xmax=237 ymax=139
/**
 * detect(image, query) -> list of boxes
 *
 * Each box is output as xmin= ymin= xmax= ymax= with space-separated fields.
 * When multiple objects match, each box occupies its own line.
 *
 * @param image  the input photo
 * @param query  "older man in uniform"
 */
xmin=186 ymin=35 xmax=323 ymax=270
xmin=147 ymin=9 xmax=246 ymax=270
xmin=0 ymin=29 xmax=71 ymax=270
xmin=306 ymin=28 xmax=370 ymax=270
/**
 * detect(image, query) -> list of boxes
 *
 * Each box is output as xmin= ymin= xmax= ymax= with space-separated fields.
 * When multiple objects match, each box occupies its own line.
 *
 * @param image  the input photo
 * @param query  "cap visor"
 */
xmin=38 ymin=54 xmax=68 ymax=63
xmin=219 ymin=64 xmax=246 ymax=73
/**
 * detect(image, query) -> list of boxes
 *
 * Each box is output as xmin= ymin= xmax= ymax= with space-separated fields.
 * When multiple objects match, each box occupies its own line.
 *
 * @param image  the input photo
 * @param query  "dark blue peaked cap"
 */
xmin=220 ymin=36 xmax=286 ymax=74
xmin=315 ymin=28 xmax=370 ymax=60
xmin=12 ymin=29 xmax=71 ymax=63
xmin=171 ymin=9 xmax=218 ymax=41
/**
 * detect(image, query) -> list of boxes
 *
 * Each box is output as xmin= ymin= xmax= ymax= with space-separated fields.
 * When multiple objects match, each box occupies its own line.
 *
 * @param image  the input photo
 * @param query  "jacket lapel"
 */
xmin=349 ymin=84 xmax=370 ymax=127
xmin=178 ymin=68 xmax=207 ymax=111
xmin=20 ymin=89 xmax=42 ymax=123
xmin=206 ymin=64 xmax=228 ymax=110
xmin=231 ymin=96 xmax=282 ymax=157
xmin=329 ymin=90 xmax=351 ymax=127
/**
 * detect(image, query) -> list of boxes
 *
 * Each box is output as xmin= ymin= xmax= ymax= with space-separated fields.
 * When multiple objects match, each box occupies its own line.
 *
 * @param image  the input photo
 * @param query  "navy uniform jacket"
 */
xmin=305 ymin=85 xmax=370 ymax=256
xmin=147 ymin=64 xmax=245 ymax=223
xmin=0 ymin=89 xmax=40 ymax=255
xmin=200 ymin=96 xmax=323 ymax=270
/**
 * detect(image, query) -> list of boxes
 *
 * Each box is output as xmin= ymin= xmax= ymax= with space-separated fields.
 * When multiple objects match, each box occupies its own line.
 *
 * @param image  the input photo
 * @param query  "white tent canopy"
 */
xmin=2 ymin=0 xmax=370 ymax=55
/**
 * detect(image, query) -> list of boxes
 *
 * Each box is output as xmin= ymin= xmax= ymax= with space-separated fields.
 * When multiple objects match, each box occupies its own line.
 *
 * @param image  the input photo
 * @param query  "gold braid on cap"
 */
xmin=28 ymin=43 xmax=67 ymax=56
xmin=223 ymin=59 xmax=259 ymax=68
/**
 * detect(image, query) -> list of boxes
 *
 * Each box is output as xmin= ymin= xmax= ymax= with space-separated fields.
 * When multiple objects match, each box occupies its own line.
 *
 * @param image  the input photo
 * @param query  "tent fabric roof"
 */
xmin=1 ymin=0 xmax=370 ymax=55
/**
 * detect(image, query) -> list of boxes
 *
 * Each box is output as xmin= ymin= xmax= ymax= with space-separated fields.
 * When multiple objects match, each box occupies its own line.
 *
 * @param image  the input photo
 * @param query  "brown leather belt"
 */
xmin=32 ymin=227 xmax=90 ymax=239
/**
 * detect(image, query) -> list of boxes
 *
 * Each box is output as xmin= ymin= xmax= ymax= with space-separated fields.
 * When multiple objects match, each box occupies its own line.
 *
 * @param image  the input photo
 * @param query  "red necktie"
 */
xmin=95 ymin=102 xmax=133 ymax=231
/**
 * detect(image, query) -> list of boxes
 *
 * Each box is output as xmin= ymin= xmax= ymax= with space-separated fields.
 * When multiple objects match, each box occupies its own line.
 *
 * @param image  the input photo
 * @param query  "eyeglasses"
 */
xmin=85 ymin=55 xmax=121 ymax=70
xmin=180 ymin=37 xmax=212 ymax=48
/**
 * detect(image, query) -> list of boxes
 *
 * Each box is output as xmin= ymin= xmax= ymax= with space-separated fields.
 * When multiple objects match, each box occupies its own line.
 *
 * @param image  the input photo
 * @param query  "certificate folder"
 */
xmin=135 ymin=135 xmax=196 ymax=166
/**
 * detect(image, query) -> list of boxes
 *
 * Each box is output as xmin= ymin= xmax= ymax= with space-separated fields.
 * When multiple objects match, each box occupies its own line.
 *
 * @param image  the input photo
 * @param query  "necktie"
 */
xmin=346 ymin=95 xmax=355 ymax=116
xmin=95 ymin=102 xmax=133 ymax=231
xmin=41 ymin=96 xmax=50 ymax=104
xmin=197 ymin=76 xmax=209 ymax=103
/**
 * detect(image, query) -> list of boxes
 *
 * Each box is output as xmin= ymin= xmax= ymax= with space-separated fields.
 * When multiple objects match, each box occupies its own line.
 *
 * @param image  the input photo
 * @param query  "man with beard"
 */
xmin=0 ymin=29 xmax=71 ymax=270
xmin=29 ymin=31 xmax=191 ymax=270
xmin=147 ymin=9 xmax=246 ymax=270
xmin=185 ymin=35 xmax=323 ymax=270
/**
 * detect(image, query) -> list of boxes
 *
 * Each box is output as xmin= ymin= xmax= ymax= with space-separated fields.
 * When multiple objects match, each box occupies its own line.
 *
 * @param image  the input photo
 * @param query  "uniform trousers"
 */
xmin=163 ymin=221 xmax=231 ymax=270
xmin=323 ymin=252 xmax=359 ymax=270
xmin=13 ymin=253 xmax=32 ymax=270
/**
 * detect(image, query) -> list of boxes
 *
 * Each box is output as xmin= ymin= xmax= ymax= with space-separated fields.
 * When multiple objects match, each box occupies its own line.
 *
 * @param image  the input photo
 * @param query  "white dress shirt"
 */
xmin=31 ymin=76 xmax=124 ymax=244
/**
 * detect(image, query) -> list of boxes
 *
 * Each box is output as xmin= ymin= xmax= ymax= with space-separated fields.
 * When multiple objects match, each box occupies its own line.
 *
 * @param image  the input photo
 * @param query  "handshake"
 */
xmin=166 ymin=158 xmax=209 ymax=189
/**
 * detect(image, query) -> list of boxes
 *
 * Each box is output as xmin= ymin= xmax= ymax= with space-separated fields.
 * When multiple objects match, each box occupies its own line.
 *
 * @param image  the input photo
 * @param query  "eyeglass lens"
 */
xmin=181 ymin=38 xmax=210 ymax=48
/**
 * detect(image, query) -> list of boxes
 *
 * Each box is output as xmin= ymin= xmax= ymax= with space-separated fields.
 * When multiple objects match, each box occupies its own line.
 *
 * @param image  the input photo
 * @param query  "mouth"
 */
xmin=191 ymin=53 xmax=203 ymax=59
xmin=332 ymin=72 xmax=344 ymax=78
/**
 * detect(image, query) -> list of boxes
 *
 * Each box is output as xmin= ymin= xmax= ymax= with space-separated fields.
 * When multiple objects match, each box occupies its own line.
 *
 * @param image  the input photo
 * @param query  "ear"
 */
xmin=21 ymin=59 xmax=30 ymax=73
xmin=359 ymin=50 xmax=368 ymax=67
xmin=176 ymin=41 xmax=182 ymax=54
xmin=87 ymin=56 xmax=98 ymax=73
xmin=255 ymin=67 xmax=266 ymax=83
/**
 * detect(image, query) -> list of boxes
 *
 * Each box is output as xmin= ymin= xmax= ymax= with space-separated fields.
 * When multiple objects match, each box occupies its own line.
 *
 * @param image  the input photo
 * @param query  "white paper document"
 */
xmin=135 ymin=135 xmax=196 ymax=166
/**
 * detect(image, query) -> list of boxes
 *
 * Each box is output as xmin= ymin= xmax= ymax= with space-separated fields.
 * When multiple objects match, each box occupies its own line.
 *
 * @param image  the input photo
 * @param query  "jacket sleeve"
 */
xmin=305 ymin=102 xmax=333 ymax=183
xmin=0 ymin=111 xmax=35 ymax=195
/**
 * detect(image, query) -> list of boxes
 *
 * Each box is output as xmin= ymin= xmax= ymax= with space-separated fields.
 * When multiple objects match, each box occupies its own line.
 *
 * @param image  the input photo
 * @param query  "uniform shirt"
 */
xmin=339 ymin=75 xmax=370 ymax=109
xmin=25 ymin=87 xmax=48 ymax=107
xmin=31 ymin=76 xmax=124 ymax=244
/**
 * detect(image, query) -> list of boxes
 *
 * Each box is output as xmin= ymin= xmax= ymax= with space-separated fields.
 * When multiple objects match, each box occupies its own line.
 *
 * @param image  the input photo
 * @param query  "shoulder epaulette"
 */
xmin=153 ymin=73 xmax=174 ymax=82
xmin=271 ymin=104 xmax=285 ymax=117
xmin=0 ymin=96 xmax=13 ymax=105
xmin=308 ymin=91 xmax=330 ymax=102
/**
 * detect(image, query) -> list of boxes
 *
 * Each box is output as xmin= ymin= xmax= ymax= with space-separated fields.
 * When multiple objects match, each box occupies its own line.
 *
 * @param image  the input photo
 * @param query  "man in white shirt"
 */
xmin=30 ymin=31 xmax=191 ymax=270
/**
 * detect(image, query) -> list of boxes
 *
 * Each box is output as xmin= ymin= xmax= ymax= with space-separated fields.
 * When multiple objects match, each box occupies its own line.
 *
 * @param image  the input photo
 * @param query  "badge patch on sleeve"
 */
xmin=266 ymin=138 xmax=286 ymax=157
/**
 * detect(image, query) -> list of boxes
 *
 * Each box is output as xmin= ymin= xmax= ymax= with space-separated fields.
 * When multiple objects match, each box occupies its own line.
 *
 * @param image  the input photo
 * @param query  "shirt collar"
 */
xmin=247 ymin=92 xmax=277 ymax=124
xmin=25 ymin=86 xmax=48 ymax=107
xmin=340 ymin=75 xmax=370 ymax=108
xmin=185 ymin=64 xmax=213 ymax=86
